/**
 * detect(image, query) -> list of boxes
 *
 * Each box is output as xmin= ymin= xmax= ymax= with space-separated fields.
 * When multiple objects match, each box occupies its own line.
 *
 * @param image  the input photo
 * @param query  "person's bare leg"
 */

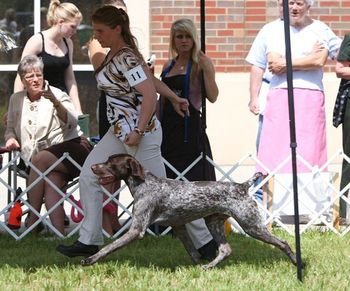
xmin=27 ymin=150 xmax=69 ymax=233
xmin=27 ymin=151 xmax=52 ymax=229
xmin=102 ymin=212 xmax=114 ymax=235
xmin=44 ymin=171 xmax=67 ymax=234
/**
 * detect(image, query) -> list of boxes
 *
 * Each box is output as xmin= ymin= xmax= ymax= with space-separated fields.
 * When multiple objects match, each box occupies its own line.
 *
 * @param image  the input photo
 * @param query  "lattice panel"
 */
xmin=1 ymin=150 xmax=349 ymax=240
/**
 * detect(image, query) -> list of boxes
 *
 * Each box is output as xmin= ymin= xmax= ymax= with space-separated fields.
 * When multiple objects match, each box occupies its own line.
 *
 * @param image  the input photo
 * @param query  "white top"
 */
xmin=246 ymin=19 xmax=282 ymax=114
xmin=246 ymin=19 xmax=283 ymax=70
xmin=95 ymin=47 xmax=159 ymax=142
xmin=266 ymin=20 xmax=341 ymax=90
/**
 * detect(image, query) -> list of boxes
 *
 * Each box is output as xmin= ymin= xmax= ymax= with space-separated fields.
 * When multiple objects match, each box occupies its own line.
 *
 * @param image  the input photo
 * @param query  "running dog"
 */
xmin=81 ymin=153 xmax=297 ymax=269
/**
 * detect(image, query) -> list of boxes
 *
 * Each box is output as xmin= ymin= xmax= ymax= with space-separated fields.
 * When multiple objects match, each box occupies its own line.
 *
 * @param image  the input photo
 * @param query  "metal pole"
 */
xmin=200 ymin=0 xmax=207 ymax=129
xmin=200 ymin=0 xmax=208 ymax=175
xmin=282 ymin=0 xmax=303 ymax=281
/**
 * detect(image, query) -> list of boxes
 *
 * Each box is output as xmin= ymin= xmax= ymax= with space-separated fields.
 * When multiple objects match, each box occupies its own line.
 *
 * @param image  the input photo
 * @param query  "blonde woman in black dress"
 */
xmin=159 ymin=18 xmax=219 ymax=259
xmin=14 ymin=0 xmax=83 ymax=114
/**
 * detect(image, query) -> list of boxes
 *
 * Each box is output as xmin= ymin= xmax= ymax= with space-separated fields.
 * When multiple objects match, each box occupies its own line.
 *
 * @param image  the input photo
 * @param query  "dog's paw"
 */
xmin=201 ymin=262 xmax=216 ymax=270
xmin=81 ymin=256 xmax=97 ymax=266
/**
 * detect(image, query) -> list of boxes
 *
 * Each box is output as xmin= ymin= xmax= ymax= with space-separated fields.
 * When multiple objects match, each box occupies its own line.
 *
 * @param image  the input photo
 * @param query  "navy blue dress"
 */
xmin=160 ymin=73 xmax=216 ymax=182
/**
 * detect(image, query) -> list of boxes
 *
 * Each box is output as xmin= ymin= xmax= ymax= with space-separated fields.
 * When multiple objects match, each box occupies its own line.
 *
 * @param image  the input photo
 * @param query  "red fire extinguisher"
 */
xmin=7 ymin=188 xmax=23 ymax=230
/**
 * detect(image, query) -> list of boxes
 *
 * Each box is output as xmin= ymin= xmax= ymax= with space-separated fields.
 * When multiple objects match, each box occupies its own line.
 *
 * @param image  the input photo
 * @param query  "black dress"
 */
xmin=160 ymin=74 xmax=216 ymax=181
xmin=37 ymin=32 xmax=70 ymax=92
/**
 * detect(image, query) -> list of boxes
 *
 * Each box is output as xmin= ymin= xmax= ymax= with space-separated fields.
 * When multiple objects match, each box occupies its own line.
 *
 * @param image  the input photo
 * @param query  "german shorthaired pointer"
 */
xmin=82 ymin=153 xmax=297 ymax=269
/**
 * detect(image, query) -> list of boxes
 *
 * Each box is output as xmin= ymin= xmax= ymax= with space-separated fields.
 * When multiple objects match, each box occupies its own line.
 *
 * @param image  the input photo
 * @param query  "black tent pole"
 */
xmin=282 ymin=0 xmax=303 ymax=281
xmin=200 ymin=0 xmax=206 ymax=127
xmin=200 ymin=0 xmax=208 ymax=175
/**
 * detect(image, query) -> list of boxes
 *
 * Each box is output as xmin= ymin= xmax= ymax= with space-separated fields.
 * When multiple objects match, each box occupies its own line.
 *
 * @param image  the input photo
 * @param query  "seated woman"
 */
xmin=4 ymin=55 xmax=92 ymax=235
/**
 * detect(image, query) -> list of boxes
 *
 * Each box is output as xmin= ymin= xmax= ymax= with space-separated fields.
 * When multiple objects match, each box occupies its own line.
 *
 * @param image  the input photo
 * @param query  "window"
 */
xmin=0 ymin=0 xmax=149 ymax=144
xmin=0 ymin=0 xmax=102 ymax=143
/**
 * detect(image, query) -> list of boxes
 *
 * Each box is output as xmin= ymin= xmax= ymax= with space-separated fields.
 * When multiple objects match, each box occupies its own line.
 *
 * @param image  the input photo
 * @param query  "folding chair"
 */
xmin=0 ymin=146 xmax=83 ymax=237
xmin=0 ymin=147 xmax=13 ymax=205
xmin=1 ymin=141 xmax=156 ymax=239
xmin=0 ymin=148 xmax=30 ymax=238
xmin=0 ymin=113 xmax=91 ymax=237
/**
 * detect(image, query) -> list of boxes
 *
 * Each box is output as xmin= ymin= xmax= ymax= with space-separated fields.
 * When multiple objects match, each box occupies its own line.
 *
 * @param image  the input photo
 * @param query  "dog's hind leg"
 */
xmin=172 ymin=225 xmax=201 ymax=264
xmin=201 ymin=215 xmax=232 ymax=269
xmin=244 ymin=226 xmax=297 ymax=265
xmin=235 ymin=212 xmax=298 ymax=266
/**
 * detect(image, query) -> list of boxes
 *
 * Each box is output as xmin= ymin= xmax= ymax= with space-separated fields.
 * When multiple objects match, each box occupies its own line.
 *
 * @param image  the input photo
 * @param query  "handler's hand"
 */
xmin=171 ymin=97 xmax=190 ymax=117
xmin=248 ymin=98 xmax=260 ymax=115
xmin=5 ymin=138 xmax=20 ymax=151
xmin=124 ymin=131 xmax=142 ymax=147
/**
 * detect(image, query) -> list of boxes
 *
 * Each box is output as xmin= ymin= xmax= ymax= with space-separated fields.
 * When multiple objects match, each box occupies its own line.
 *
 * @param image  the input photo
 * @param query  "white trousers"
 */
xmin=78 ymin=128 xmax=212 ymax=248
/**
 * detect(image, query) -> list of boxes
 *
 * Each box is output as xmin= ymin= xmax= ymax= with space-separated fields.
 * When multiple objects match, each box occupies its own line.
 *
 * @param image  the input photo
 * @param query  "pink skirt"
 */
xmin=257 ymin=88 xmax=327 ymax=174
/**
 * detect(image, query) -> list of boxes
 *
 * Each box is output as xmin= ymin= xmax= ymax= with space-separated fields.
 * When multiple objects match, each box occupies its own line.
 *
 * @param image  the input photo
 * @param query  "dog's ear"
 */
xmin=128 ymin=158 xmax=145 ymax=181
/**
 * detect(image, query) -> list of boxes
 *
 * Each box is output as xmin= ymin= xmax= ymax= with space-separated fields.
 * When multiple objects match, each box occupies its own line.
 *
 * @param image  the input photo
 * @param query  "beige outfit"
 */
xmin=5 ymin=86 xmax=82 ymax=162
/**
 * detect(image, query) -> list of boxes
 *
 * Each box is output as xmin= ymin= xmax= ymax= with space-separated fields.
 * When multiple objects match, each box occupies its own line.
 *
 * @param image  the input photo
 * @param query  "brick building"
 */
xmin=149 ymin=0 xmax=349 ymax=73
xmin=0 ymin=0 xmax=346 ymax=163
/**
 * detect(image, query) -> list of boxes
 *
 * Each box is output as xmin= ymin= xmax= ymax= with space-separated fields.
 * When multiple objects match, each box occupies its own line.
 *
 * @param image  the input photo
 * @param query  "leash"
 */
xmin=160 ymin=57 xmax=192 ymax=143
xmin=183 ymin=59 xmax=192 ymax=143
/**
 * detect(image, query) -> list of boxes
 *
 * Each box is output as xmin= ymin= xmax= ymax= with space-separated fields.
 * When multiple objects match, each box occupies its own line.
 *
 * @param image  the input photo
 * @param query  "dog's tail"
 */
xmin=247 ymin=172 xmax=264 ymax=187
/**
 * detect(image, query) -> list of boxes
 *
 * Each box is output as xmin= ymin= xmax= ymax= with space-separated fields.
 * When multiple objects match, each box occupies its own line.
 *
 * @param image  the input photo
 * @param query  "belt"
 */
xmin=262 ymin=78 xmax=270 ymax=84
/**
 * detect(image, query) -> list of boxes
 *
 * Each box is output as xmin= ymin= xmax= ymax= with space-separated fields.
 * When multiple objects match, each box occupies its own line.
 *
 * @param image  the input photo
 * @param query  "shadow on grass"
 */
xmin=0 ymin=231 xmax=299 ymax=272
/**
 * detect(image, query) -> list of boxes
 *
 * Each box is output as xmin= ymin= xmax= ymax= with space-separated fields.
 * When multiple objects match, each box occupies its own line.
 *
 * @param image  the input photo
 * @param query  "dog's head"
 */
xmin=91 ymin=154 xmax=146 ymax=184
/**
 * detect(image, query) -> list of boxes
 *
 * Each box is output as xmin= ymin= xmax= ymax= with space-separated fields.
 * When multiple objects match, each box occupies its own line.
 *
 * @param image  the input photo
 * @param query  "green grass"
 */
xmin=0 ymin=230 xmax=349 ymax=290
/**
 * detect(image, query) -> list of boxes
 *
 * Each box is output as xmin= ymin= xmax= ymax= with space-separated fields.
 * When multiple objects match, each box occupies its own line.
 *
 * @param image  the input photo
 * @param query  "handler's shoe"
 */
xmin=56 ymin=240 xmax=99 ymax=257
xmin=198 ymin=239 xmax=218 ymax=261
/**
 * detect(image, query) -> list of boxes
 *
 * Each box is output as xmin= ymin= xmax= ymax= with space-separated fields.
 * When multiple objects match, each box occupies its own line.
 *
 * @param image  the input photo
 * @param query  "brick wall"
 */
xmin=150 ymin=0 xmax=350 ymax=74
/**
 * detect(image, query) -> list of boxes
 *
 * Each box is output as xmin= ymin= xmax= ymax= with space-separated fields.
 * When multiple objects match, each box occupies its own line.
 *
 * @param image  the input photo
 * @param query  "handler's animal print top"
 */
xmin=95 ymin=47 xmax=159 ymax=141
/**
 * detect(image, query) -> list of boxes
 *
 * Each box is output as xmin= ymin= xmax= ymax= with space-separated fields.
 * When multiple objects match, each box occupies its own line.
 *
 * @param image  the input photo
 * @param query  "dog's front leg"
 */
xmin=172 ymin=225 xmax=201 ymax=264
xmin=81 ymin=200 xmax=152 ymax=266
xmin=81 ymin=227 xmax=141 ymax=266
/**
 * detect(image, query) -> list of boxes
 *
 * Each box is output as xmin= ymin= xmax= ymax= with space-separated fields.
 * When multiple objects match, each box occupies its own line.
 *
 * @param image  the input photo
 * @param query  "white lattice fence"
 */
xmin=0 ymin=149 xmax=349 ymax=240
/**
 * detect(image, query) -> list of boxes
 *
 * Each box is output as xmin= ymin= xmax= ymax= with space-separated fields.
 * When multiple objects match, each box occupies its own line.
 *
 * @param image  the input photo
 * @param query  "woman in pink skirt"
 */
xmin=257 ymin=0 xmax=341 ymax=174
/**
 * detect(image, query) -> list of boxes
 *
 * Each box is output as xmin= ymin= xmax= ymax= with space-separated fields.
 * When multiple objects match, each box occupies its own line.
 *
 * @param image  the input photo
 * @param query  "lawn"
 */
xmin=0 ymin=230 xmax=349 ymax=290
